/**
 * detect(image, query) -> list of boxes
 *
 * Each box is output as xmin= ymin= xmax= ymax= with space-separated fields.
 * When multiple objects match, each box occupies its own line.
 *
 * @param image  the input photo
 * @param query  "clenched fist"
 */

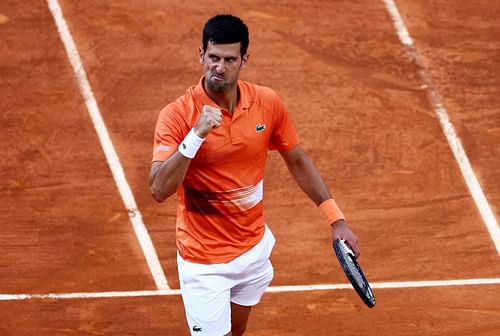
xmin=194 ymin=105 xmax=223 ymax=138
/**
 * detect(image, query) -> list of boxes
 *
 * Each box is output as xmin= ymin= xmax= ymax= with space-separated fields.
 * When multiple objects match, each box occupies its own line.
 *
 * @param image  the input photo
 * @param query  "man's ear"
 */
xmin=199 ymin=47 xmax=205 ymax=64
xmin=240 ymin=53 xmax=250 ymax=69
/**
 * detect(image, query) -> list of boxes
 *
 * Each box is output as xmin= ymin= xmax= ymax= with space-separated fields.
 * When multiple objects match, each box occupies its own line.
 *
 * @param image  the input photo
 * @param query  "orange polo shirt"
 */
xmin=152 ymin=77 xmax=299 ymax=264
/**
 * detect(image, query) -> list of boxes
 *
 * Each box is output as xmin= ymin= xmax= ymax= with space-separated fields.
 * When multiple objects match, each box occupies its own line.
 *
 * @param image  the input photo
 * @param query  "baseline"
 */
xmin=1 ymin=277 xmax=499 ymax=301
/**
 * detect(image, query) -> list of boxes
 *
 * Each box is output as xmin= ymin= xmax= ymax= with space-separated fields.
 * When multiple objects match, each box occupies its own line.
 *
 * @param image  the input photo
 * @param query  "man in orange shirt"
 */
xmin=150 ymin=14 xmax=360 ymax=336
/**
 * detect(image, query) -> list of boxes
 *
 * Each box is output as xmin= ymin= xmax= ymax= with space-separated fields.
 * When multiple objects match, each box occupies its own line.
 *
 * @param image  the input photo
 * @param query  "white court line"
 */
xmin=47 ymin=0 xmax=169 ymax=289
xmin=1 ymin=278 xmax=499 ymax=301
xmin=383 ymin=0 xmax=500 ymax=255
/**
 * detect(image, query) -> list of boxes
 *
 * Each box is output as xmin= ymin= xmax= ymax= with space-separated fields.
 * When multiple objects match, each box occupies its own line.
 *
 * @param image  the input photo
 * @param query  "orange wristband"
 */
xmin=319 ymin=199 xmax=345 ymax=226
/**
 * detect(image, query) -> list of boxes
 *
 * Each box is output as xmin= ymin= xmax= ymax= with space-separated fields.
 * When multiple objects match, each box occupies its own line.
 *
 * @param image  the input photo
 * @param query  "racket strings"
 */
xmin=336 ymin=240 xmax=376 ymax=307
xmin=343 ymin=248 xmax=364 ymax=285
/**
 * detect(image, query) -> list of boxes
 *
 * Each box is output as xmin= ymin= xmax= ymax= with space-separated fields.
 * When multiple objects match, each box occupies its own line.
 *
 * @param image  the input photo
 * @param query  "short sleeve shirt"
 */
xmin=153 ymin=77 xmax=299 ymax=264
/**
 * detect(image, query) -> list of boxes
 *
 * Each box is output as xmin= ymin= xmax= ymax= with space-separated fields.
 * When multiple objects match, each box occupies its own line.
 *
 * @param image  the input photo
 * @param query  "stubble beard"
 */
xmin=207 ymin=78 xmax=230 ymax=92
xmin=206 ymin=74 xmax=236 ymax=93
xmin=207 ymin=79 xmax=228 ymax=92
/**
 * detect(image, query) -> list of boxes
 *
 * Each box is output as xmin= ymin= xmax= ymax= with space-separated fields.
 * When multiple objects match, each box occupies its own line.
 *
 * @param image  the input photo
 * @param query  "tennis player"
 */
xmin=149 ymin=14 xmax=360 ymax=336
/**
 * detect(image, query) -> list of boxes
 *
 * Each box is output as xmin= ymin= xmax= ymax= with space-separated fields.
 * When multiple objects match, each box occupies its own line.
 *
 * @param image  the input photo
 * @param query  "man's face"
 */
xmin=199 ymin=41 xmax=248 ymax=93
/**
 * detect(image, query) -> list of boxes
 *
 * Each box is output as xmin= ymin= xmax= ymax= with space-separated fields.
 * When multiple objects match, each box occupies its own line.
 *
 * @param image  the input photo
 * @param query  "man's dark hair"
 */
xmin=202 ymin=14 xmax=249 ymax=57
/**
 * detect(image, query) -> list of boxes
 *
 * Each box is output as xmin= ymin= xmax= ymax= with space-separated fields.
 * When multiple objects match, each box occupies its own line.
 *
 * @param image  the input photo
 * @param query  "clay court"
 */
xmin=1 ymin=0 xmax=500 ymax=335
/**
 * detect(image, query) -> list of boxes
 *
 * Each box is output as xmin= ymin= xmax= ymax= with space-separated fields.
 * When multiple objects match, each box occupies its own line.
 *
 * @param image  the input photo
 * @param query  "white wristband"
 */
xmin=178 ymin=128 xmax=205 ymax=159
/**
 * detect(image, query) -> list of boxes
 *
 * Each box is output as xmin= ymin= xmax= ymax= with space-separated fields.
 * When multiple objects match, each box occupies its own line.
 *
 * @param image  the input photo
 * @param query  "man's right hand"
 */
xmin=194 ymin=105 xmax=223 ymax=138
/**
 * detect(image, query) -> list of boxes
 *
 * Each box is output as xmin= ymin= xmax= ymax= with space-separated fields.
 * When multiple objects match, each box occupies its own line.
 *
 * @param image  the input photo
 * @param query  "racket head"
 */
xmin=333 ymin=238 xmax=376 ymax=308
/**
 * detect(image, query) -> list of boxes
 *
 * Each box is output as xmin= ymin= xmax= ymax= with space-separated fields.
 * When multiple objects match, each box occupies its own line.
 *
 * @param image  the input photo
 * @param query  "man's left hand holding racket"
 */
xmin=330 ymin=218 xmax=376 ymax=308
xmin=331 ymin=219 xmax=360 ymax=258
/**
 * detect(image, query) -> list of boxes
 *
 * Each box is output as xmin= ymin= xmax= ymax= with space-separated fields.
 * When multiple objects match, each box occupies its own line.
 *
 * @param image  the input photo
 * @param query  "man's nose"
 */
xmin=214 ymin=60 xmax=226 ymax=73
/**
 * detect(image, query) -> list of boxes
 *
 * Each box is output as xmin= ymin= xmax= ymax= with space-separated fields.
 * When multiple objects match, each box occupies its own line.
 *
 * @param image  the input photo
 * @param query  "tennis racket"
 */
xmin=333 ymin=238 xmax=376 ymax=308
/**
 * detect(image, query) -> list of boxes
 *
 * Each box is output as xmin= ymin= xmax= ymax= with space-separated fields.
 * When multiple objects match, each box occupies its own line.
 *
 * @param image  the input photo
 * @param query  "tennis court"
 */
xmin=1 ymin=0 xmax=499 ymax=335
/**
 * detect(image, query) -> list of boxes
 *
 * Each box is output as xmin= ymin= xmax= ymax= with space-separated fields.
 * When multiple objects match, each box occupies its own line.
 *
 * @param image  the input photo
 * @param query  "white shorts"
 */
xmin=177 ymin=225 xmax=276 ymax=336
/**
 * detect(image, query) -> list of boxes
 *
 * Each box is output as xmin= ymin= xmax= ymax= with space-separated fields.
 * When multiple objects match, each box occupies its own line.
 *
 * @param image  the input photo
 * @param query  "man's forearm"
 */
xmin=288 ymin=157 xmax=332 ymax=206
xmin=280 ymin=146 xmax=332 ymax=206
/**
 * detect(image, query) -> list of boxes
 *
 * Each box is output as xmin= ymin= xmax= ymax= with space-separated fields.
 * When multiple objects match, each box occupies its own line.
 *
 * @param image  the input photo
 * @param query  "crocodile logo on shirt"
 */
xmin=192 ymin=325 xmax=203 ymax=332
xmin=255 ymin=123 xmax=266 ymax=132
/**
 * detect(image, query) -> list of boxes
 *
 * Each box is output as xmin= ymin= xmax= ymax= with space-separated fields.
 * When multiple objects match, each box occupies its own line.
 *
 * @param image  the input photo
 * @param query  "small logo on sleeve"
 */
xmin=155 ymin=144 xmax=172 ymax=152
xmin=255 ymin=123 xmax=266 ymax=132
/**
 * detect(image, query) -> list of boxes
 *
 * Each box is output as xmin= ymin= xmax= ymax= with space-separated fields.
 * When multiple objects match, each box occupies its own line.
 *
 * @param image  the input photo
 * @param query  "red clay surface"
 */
xmin=1 ymin=0 xmax=499 ymax=335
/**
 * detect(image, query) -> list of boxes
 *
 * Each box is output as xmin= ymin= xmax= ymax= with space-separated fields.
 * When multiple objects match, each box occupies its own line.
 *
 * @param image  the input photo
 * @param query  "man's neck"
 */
xmin=204 ymin=84 xmax=239 ymax=114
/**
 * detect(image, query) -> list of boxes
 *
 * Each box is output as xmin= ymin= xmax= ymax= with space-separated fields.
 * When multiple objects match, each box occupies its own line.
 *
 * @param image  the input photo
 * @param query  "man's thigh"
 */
xmin=178 ymin=255 xmax=233 ymax=336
